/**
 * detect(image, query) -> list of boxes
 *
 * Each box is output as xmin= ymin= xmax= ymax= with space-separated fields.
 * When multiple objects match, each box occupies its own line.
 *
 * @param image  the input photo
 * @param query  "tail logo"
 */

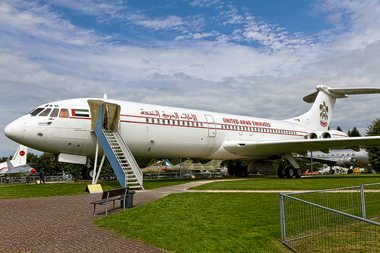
xmin=319 ymin=101 xmax=329 ymax=127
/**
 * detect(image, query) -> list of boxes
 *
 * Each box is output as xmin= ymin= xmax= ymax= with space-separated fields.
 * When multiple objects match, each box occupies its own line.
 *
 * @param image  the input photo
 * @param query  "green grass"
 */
xmin=190 ymin=174 xmax=380 ymax=191
xmin=0 ymin=178 xmax=199 ymax=199
xmin=95 ymin=192 xmax=289 ymax=253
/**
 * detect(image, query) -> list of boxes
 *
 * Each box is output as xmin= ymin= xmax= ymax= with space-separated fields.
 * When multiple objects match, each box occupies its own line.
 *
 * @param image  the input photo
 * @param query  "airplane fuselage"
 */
xmin=6 ymin=85 xmax=380 ymax=179
xmin=5 ymin=98 xmax=346 ymax=161
xmin=297 ymin=149 xmax=369 ymax=167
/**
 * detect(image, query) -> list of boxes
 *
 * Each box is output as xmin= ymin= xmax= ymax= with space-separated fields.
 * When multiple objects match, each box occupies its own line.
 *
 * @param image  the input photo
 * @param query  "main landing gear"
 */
xmin=227 ymin=164 xmax=248 ymax=177
xmin=277 ymin=166 xmax=302 ymax=179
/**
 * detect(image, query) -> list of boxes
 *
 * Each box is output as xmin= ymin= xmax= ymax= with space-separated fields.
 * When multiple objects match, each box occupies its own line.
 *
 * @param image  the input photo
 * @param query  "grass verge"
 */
xmin=0 ymin=178 xmax=200 ymax=199
xmin=190 ymin=174 xmax=380 ymax=191
xmin=95 ymin=192 xmax=289 ymax=253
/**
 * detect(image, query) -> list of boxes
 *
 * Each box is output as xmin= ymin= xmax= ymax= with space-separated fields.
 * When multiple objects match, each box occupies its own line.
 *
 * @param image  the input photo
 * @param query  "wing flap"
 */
xmin=222 ymin=137 xmax=380 ymax=158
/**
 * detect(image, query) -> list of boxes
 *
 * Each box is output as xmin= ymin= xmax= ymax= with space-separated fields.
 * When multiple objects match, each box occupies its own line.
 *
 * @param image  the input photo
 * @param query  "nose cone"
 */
xmin=4 ymin=118 xmax=25 ymax=144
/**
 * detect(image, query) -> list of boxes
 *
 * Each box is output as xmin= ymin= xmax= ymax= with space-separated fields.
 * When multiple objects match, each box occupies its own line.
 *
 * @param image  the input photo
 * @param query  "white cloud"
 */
xmin=0 ymin=1 xmax=106 ymax=48
xmin=50 ymin=0 xmax=125 ymax=17
xmin=126 ymin=14 xmax=186 ymax=31
xmin=190 ymin=0 xmax=221 ymax=8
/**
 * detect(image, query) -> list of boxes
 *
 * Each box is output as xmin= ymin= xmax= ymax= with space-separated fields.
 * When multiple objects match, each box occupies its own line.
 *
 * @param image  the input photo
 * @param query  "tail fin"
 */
xmin=204 ymin=160 xmax=223 ymax=167
xmin=165 ymin=159 xmax=173 ymax=167
xmin=6 ymin=158 xmax=15 ymax=171
xmin=10 ymin=145 xmax=28 ymax=166
xmin=286 ymin=85 xmax=380 ymax=131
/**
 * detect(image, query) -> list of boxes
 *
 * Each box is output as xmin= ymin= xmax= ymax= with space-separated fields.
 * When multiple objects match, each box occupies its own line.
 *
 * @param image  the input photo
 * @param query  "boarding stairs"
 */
xmin=92 ymin=102 xmax=144 ymax=190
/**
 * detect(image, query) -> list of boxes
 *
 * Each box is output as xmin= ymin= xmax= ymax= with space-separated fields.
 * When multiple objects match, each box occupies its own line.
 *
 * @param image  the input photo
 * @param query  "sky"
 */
xmin=1 ymin=0 xmax=380 ymax=157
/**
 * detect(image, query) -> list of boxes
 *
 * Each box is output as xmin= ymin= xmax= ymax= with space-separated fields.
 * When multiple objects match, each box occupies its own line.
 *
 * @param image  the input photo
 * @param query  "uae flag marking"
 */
xmin=72 ymin=109 xmax=90 ymax=117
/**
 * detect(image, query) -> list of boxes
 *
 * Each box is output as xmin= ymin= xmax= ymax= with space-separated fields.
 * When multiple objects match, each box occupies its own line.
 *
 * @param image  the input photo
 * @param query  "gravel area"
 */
xmin=0 ymin=180 xmax=214 ymax=253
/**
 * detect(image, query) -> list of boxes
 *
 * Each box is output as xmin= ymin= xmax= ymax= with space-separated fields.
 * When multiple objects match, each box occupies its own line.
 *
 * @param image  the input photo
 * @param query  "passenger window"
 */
xmin=39 ymin=108 xmax=52 ymax=116
xmin=50 ymin=108 xmax=59 ymax=117
xmin=30 ymin=108 xmax=44 ymax=116
xmin=59 ymin=109 xmax=69 ymax=118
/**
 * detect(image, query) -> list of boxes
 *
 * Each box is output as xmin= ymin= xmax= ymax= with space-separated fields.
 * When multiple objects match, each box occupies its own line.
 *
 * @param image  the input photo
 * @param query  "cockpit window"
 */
xmin=39 ymin=108 xmax=52 ymax=116
xmin=50 ymin=108 xmax=59 ymax=117
xmin=59 ymin=109 xmax=69 ymax=118
xmin=30 ymin=108 xmax=45 ymax=116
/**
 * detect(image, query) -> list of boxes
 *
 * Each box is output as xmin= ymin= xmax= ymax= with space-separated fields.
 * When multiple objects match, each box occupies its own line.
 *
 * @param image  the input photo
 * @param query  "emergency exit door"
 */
xmin=204 ymin=114 xmax=216 ymax=137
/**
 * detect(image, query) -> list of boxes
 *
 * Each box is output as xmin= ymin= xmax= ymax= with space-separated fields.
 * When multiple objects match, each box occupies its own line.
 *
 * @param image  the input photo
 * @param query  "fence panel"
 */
xmin=280 ymin=183 xmax=380 ymax=252
xmin=363 ymin=183 xmax=380 ymax=221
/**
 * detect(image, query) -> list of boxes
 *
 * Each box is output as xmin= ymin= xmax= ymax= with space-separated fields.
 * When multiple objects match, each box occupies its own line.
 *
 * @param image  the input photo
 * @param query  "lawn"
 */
xmin=190 ymin=174 xmax=380 ymax=191
xmin=0 ymin=178 xmax=202 ymax=199
xmin=95 ymin=192 xmax=289 ymax=253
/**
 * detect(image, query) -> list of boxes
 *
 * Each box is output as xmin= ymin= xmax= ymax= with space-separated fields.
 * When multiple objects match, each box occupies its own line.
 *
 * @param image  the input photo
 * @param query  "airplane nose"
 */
xmin=4 ymin=118 xmax=25 ymax=144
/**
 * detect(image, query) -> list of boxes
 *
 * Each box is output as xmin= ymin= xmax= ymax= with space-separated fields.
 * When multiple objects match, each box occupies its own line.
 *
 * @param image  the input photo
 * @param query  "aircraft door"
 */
xmin=87 ymin=100 xmax=121 ymax=131
xmin=204 ymin=114 xmax=216 ymax=137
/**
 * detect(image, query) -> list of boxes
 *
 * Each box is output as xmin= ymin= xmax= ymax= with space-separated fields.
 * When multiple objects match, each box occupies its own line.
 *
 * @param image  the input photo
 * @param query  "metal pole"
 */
xmin=279 ymin=193 xmax=286 ymax=242
xmin=180 ymin=158 xmax=182 ymax=178
xmin=361 ymin=184 xmax=366 ymax=219
xmin=311 ymin=151 xmax=313 ymax=175
xmin=94 ymin=153 xmax=106 ymax=185
xmin=92 ymin=140 xmax=99 ymax=185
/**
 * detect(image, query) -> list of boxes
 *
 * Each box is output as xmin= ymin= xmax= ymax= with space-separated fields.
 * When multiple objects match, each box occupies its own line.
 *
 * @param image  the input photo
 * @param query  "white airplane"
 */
xmin=296 ymin=148 xmax=369 ymax=168
xmin=4 ymin=85 xmax=380 ymax=179
xmin=0 ymin=145 xmax=37 ymax=177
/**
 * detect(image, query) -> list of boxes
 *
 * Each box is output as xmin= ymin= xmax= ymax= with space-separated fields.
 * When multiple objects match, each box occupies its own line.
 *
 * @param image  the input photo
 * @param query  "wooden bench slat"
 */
xmin=91 ymin=187 xmax=129 ymax=216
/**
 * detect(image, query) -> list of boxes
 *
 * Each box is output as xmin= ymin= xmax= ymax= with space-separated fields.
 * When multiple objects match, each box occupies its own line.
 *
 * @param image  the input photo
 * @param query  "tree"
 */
xmin=348 ymin=126 xmax=361 ymax=137
xmin=337 ymin=126 xmax=342 ymax=131
xmin=366 ymin=118 xmax=380 ymax=172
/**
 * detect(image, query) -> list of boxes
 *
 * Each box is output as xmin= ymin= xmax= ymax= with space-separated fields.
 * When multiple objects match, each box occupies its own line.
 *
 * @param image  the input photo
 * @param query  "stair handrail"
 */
xmin=110 ymin=120 xmax=144 ymax=190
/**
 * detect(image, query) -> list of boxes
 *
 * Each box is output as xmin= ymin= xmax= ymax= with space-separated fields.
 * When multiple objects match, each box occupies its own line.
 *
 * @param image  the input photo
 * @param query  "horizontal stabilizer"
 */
xmin=303 ymin=86 xmax=380 ymax=103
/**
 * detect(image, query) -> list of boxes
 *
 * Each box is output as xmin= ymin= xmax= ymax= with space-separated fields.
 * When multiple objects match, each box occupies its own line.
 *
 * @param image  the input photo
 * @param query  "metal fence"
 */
xmin=280 ymin=183 xmax=380 ymax=252
xmin=0 ymin=175 xmax=73 ymax=184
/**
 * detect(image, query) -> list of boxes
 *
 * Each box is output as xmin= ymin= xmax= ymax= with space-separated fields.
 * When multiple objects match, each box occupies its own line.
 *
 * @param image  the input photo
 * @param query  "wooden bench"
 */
xmin=90 ymin=187 xmax=129 ymax=216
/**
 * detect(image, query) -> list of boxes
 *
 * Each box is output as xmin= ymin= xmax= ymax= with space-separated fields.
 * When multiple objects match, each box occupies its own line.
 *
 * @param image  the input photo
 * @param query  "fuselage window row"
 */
xmin=145 ymin=117 xmax=296 ymax=135
xmin=145 ymin=118 xmax=204 ymax=128
xmin=220 ymin=124 xmax=296 ymax=135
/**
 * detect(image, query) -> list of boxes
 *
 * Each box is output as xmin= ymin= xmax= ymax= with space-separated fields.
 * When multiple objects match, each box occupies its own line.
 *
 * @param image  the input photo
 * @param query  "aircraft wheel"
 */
xmin=228 ymin=166 xmax=237 ymax=176
xmin=285 ymin=167 xmax=294 ymax=178
xmin=294 ymin=168 xmax=302 ymax=178
xmin=329 ymin=169 xmax=335 ymax=174
xmin=277 ymin=166 xmax=286 ymax=178
xmin=235 ymin=165 xmax=248 ymax=176
xmin=82 ymin=167 xmax=94 ymax=179
xmin=348 ymin=169 xmax=353 ymax=174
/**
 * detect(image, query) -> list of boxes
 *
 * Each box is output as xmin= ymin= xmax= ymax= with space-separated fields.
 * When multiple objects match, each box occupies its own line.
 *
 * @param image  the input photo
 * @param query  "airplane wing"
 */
xmin=222 ymin=136 xmax=380 ymax=158
xmin=297 ymin=156 xmax=338 ymax=165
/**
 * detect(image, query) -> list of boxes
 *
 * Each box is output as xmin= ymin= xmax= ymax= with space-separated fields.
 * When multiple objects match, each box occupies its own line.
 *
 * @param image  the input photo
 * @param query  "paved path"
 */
xmin=0 ymin=180 xmax=215 ymax=253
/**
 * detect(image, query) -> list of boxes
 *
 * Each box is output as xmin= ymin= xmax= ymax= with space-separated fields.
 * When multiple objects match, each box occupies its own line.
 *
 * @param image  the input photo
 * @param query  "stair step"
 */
xmin=98 ymin=128 xmax=143 ymax=190
xmin=128 ymin=186 xmax=142 ymax=189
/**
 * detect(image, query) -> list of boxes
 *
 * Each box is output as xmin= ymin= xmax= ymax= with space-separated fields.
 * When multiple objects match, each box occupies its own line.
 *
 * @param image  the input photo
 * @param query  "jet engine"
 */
xmin=308 ymin=130 xmax=347 ymax=139
xmin=336 ymin=156 xmax=355 ymax=166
